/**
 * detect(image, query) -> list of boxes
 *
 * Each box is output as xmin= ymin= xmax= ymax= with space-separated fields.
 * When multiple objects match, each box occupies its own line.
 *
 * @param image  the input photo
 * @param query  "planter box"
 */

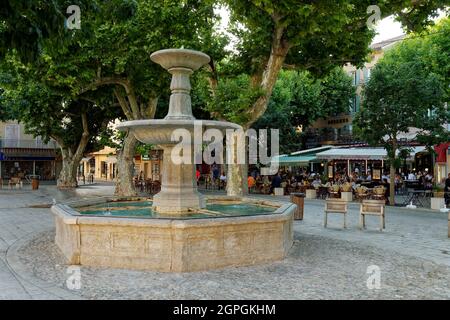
xmin=305 ymin=189 xmax=317 ymax=199
xmin=431 ymin=197 xmax=445 ymax=210
xmin=274 ymin=188 xmax=284 ymax=196
xmin=341 ymin=191 xmax=353 ymax=202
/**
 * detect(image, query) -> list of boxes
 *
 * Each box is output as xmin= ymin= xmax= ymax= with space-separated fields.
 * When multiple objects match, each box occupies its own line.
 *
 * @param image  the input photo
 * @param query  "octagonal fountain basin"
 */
xmin=51 ymin=196 xmax=295 ymax=272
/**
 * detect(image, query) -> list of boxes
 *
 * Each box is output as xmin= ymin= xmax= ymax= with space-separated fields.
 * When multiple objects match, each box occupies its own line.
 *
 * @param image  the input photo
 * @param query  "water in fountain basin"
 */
xmin=77 ymin=200 xmax=276 ymax=219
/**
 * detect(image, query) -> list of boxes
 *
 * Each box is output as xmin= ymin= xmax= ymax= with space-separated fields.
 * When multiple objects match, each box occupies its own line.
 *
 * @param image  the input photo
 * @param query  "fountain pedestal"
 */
xmin=152 ymin=144 xmax=205 ymax=214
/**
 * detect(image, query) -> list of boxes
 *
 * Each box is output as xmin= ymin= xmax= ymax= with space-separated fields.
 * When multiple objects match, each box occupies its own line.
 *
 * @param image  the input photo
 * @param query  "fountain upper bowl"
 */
xmin=150 ymin=49 xmax=210 ymax=71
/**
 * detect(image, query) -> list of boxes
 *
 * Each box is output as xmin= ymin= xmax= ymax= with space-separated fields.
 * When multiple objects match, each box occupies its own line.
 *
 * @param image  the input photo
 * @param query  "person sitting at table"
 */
xmin=366 ymin=171 xmax=372 ymax=181
xmin=311 ymin=176 xmax=321 ymax=189
xmin=219 ymin=172 xmax=227 ymax=189
xmin=247 ymin=175 xmax=255 ymax=192
xmin=196 ymin=168 xmax=201 ymax=186
xmin=408 ymin=171 xmax=416 ymax=181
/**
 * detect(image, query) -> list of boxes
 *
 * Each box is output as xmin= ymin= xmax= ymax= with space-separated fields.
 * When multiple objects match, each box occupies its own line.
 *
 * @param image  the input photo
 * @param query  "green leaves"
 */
xmin=354 ymin=20 xmax=449 ymax=155
xmin=201 ymin=74 xmax=264 ymax=124
xmin=252 ymin=68 xmax=354 ymax=153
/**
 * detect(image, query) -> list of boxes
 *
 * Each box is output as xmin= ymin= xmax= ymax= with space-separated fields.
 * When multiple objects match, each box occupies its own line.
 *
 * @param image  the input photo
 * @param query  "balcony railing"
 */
xmin=0 ymin=139 xmax=57 ymax=149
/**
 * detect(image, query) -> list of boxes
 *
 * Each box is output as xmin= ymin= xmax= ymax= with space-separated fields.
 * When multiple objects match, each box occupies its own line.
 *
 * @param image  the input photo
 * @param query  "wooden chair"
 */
xmin=355 ymin=186 xmax=369 ymax=202
xmin=359 ymin=200 xmax=386 ymax=231
xmin=324 ymin=199 xmax=348 ymax=228
xmin=328 ymin=184 xmax=341 ymax=198
xmin=372 ymin=186 xmax=386 ymax=201
xmin=8 ymin=177 xmax=22 ymax=189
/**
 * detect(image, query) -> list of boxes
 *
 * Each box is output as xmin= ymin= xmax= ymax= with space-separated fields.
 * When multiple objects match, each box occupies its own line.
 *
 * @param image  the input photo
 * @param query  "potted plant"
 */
xmin=431 ymin=185 xmax=446 ymax=210
xmin=341 ymin=182 xmax=353 ymax=201
xmin=305 ymin=184 xmax=317 ymax=199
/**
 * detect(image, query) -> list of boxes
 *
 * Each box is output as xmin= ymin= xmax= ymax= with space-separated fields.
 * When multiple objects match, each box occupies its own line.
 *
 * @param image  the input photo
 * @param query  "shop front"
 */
xmin=0 ymin=157 xmax=56 ymax=180
xmin=316 ymin=147 xmax=427 ymax=180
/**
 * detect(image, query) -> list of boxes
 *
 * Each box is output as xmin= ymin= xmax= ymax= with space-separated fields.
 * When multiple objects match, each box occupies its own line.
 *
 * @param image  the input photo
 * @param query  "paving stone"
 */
xmin=0 ymin=186 xmax=448 ymax=299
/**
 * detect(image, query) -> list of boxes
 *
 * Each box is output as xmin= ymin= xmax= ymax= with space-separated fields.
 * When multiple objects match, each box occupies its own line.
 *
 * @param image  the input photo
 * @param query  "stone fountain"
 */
xmin=51 ymin=49 xmax=295 ymax=272
xmin=116 ymin=49 xmax=240 ymax=215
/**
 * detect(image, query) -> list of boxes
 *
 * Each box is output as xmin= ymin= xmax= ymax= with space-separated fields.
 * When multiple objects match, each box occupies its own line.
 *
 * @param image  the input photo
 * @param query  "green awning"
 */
xmin=273 ymin=155 xmax=317 ymax=166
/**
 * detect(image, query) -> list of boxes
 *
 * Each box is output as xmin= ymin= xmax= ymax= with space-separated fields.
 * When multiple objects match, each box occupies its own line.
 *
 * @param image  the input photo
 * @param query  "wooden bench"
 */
xmin=360 ymin=200 xmax=386 ymax=231
xmin=324 ymin=199 xmax=348 ymax=228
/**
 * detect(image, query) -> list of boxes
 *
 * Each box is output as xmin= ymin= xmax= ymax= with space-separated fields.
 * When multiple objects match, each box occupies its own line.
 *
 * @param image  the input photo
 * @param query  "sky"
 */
xmin=372 ymin=16 xmax=405 ymax=43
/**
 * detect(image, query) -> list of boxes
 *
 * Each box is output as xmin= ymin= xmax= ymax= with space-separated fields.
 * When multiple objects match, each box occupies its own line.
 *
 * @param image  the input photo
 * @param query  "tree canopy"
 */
xmin=253 ymin=68 xmax=354 ymax=154
xmin=354 ymin=20 xmax=450 ymax=204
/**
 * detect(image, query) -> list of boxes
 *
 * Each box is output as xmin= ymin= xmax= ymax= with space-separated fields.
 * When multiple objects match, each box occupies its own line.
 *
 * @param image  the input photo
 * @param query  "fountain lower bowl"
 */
xmin=51 ymin=196 xmax=295 ymax=272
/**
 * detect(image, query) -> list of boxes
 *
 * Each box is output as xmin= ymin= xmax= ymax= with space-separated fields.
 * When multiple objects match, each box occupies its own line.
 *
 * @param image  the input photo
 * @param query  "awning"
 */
xmin=316 ymin=146 xmax=426 ymax=161
xmin=1 ymin=149 xmax=56 ymax=157
xmin=290 ymin=146 xmax=333 ymax=156
xmin=272 ymin=155 xmax=317 ymax=166
xmin=0 ymin=156 xmax=55 ymax=161
xmin=270 ymin=146 xmax=333 ymax=166
xmin=81 ymin=156 xmax=93 ymax=162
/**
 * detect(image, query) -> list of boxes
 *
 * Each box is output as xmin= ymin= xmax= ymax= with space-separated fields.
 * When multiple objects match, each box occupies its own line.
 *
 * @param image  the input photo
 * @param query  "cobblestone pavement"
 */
xmin=0 ymin=186 xmax=449 ymax=299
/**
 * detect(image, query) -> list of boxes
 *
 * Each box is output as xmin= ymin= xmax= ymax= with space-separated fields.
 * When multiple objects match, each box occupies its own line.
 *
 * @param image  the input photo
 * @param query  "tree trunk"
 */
xmin=113 ymin=88 xmax=158 ymax=197
xmin=114 ymin=132 xmax=138 ymax=196
xmin=227 ymin=164 xmax=249 ymax=196
xmin=226 ymin=129 xmax=249 ymax=197
xmin=55 ymin=113 xmax=90 ymax=189
xmin=389 ymin=140 xmax=397 ymax=206
xmin=389 ymin=162 xmax=396 ymax=206
xmin=225 ymin=25 xmax=289 ymax=196
xmin=57 ymin=154 xmax=80 ymax=188
xmin=245 ymin=25 xmax=290 ymax=127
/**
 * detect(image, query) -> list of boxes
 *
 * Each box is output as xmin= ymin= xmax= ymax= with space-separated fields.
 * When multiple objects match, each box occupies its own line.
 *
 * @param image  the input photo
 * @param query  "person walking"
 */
xmin=445 ymin=173 xmax=450 ymax=206
xmin=271 ymin=172 xmax=282 ymax=195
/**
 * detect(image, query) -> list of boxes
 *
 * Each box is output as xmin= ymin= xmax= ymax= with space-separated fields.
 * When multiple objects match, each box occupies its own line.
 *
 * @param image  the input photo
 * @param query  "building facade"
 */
xmin=0 ymin=121 xmax=58 ymax=180
xmin=306 ymin=35 xmax=406 ymax=147
xmin=80 ymin=146 xmax=163 ymax=181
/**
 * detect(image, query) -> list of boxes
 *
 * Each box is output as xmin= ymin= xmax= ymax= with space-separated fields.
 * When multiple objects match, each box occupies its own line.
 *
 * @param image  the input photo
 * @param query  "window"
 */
xmin=350 ymin=95 xmax=360 ymax=113
xmin=363 ymin=67 xmax=372 ymax=82
xmin=4 ymin=124 xmax=19 ymax=147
